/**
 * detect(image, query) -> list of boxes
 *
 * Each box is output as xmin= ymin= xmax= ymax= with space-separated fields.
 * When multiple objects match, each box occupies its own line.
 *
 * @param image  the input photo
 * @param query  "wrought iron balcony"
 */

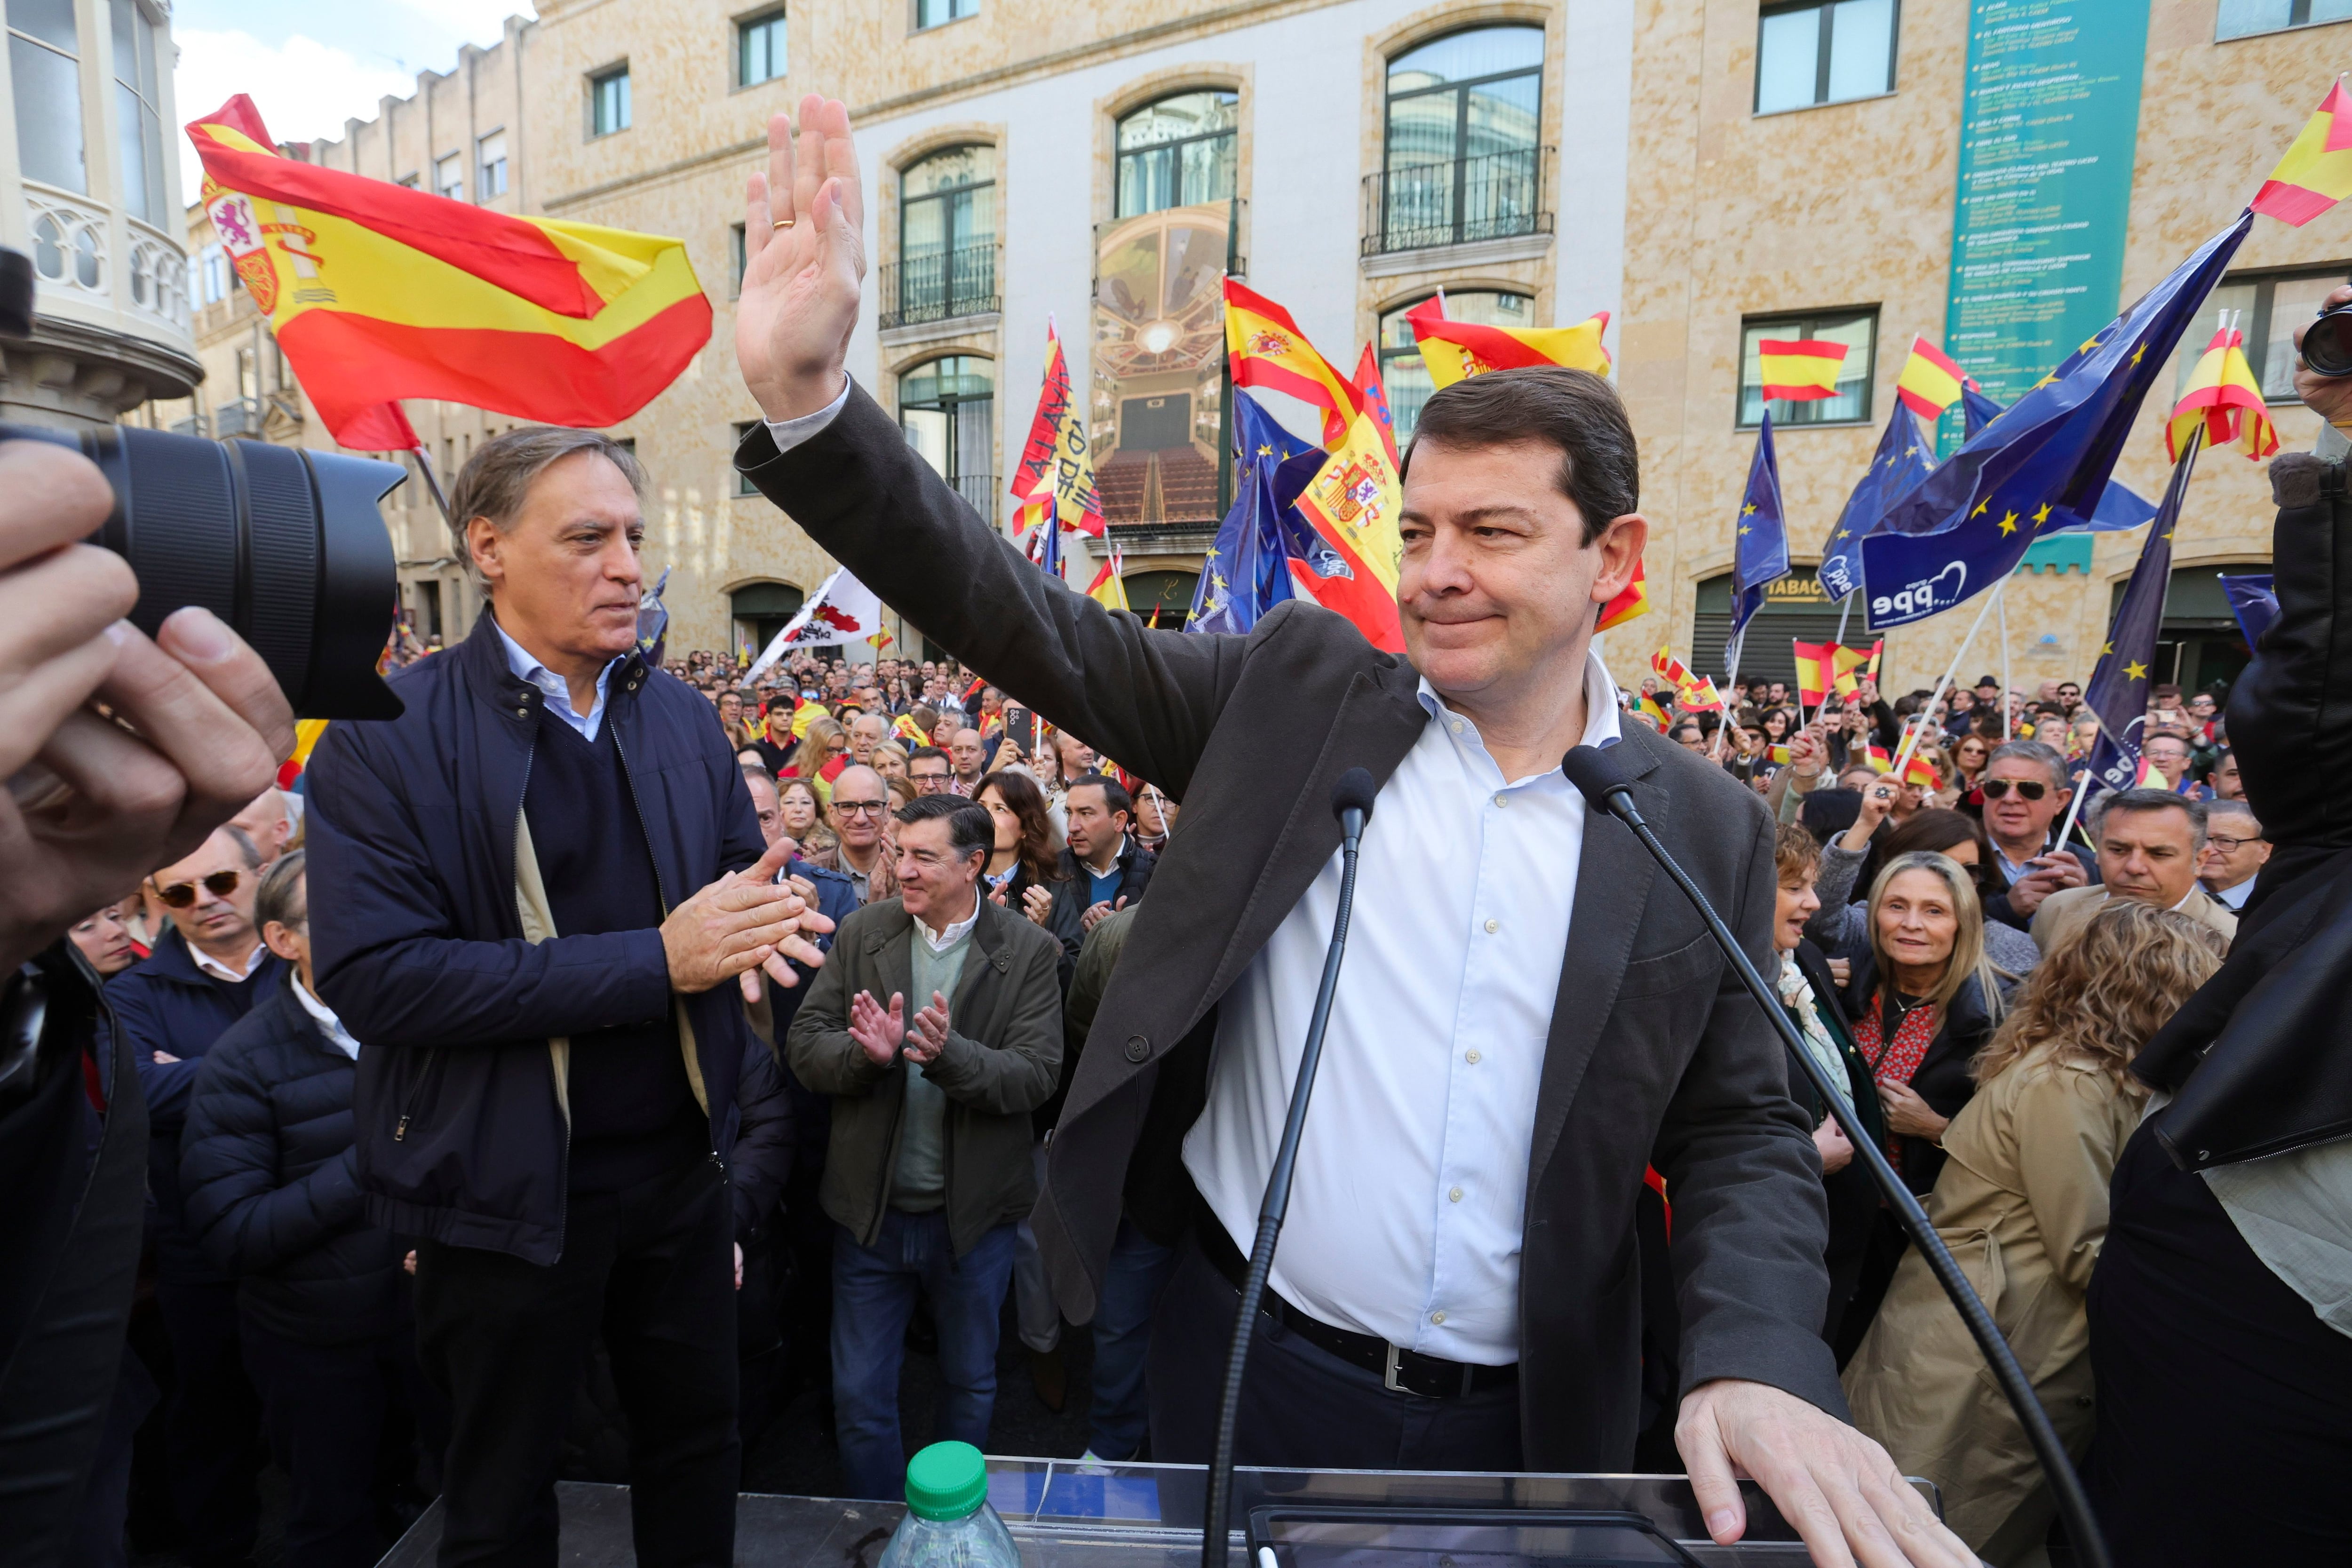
xmin=1360 ymin=146 xmax=1556 ymax=257
xmin=880 ymin=243 xmax=1001 ymax=330
xmin=951 ymin=470 xmax=996 ymax=523
xmin=212 ymin=398 xmax=262 ymax=438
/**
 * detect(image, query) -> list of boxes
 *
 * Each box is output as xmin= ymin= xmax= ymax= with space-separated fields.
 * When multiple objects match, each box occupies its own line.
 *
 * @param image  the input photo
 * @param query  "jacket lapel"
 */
xmin=1196 ymin=663 xmax=1428 ymax=1013
xmin=1527 ymin=729 xmax=1668 ymax=1189
xmin=953 ymin=901 xmax=1012 ymax=1014
xmin=862 ymin=902 xmax=916 ymax=1011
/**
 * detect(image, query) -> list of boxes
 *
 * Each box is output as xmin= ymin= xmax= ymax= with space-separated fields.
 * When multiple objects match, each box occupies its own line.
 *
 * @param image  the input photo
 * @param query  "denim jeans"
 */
xmin=831 ymin=1210 xmax=1020 ymax=1500
xmin=1087 ymin=1219 xmax=1176 ymax=1460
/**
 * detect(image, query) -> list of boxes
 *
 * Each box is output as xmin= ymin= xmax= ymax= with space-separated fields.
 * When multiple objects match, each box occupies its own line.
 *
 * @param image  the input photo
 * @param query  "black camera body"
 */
xmin=0 ymin=246 xmax=404 ymax=718
xmin=2302 ymin=302 xmax=2352 ymax=379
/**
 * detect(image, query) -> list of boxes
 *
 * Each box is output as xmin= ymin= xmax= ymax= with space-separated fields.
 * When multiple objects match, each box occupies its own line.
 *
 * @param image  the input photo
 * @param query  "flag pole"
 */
xmin=1890 ymin=583 xmax=2005 ymax=782
xmin=409 ymin=447 xmax=455 ymax=529
xmin=1714 ymin=624 xmax=1748 ymax=760
xmin=1997 ymin=587 xmax=2012 ymax=741
xmin=2053 ymin=764 xmax=2095 ymax=855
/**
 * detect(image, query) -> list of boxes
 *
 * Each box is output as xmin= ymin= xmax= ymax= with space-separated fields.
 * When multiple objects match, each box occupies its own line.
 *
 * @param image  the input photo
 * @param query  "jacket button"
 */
xmin=515 ymin=707 xmax=528 ymax=719
xmin=1123 ymin=1035 xmax=1150 ymax=1063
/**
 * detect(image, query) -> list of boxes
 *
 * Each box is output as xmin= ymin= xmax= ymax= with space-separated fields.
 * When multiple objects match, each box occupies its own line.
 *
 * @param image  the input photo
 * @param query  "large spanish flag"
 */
xmin=1757 ymin=339 xmax=1849 ymax=402
xmin=187 ymin=96 xmax=710 ymax=450
xmin=1292 ymin=411 xmax=1406 ymax=652
xmin=1224 ymin=279 xmax=1360 ymax=445
xmin=1405 ymin=296 xmax=1610 ymax=387
xmin=2167 ymin=326 xmax=2280 ymax=462
xmin=2252 ymin=80 xmax=2352 ymax=228
xmin=1009 ymin=323 xmax=1107 ymax=537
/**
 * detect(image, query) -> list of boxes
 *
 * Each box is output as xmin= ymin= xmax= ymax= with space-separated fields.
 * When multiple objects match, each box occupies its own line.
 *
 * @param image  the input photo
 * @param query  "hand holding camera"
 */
xmin=2296 ymin=281 xmax=2352 ymax=427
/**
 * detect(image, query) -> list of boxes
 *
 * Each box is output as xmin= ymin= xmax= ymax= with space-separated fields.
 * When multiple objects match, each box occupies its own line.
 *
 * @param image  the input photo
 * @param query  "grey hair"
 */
xmin=448 ymin=426 xmax=647 ymax=596
xmin=2094 ymin=788 xmax=2208 ymax=851
xmin=2206 ymin=797 xmax=2257 ymax=826
xmin=254 ymin=849 xmax=307 ymax=935
xmin=1986 ymin=738 xmax=2070 ymax=791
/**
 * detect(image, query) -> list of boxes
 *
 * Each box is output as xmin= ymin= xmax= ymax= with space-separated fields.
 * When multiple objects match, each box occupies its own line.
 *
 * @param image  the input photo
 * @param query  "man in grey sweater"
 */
xmin=786 ymin=793 xmax=1062 ymax=1498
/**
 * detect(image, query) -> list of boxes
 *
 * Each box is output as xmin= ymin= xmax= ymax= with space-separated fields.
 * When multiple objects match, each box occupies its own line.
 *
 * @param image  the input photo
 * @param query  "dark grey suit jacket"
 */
xmin=737 ymin=386 xmax=1839 ymax=1468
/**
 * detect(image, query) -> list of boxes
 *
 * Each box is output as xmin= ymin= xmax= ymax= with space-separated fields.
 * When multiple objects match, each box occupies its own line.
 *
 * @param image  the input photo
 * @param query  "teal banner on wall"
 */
xmin=1940 ymin=0 xmax=2150 ymax=454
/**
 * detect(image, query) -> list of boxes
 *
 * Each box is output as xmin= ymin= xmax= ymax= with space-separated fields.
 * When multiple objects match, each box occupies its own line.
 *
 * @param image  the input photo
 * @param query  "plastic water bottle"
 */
xmin=876 ymin=1441 xmax=1021 ymax=1568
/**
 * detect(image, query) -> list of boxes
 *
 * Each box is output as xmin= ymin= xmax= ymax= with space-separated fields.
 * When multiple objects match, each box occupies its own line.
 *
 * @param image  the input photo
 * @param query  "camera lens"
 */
xmin=2305 ymin=304 xmax=2352 ymax=379
xmin=0 ymin=421 xmax=405 ymax=719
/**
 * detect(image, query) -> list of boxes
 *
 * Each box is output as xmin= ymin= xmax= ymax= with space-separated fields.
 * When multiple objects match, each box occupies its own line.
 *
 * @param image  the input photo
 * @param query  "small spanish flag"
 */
xmin=1405 ymin=296 xmax=1611 ymax=388
xmin=2168 ymin=326 xmax=2279 ymax=462
xmin=892 ymin=713 xmax=926 ymax=742
xmin=1894 ymin=337 xmax=1969 ymax=419
xmin=1903 ymin=754 xmax=1943 ymax=792
xmin=1651 ymin=645 xmax=1724 ymax=712
xmin=1757 ymin=339 xmax=1849 ymax=403
xmin=1829 ymin=641 xmax=1878 ymax=698
xmin=790 ymin=698 xmax=830 ymax=740
xmin=1086 ymin=552 xmax=1132 ymax=613
xmin=1596 ymin=556 xmax=1650 ymax=632
xmin=1792 ymin=640 xmax=1833 ymax=707
xmin=2252 ymin=79 xmax=2352 ymax=228
xmin=1634 ymin=692 xmax=1671 ymax=729
xmin=1225 ymin=279 xmax=1361 ymax=445
xmin=1766 ymin=744 xmax=1793 ymax=767
xmin=1864 ymin=744 xmax=1893 ymax=774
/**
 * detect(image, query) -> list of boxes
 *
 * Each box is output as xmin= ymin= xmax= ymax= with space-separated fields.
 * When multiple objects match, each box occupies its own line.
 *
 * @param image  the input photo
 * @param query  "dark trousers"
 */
xmin=238 ymin=1320 xmax=424 ymax=1568
xmin=64 ymin=1346 xmax=159 ymax=1568
xmin=414 ymin=1157 xmax=739 ymax=1568
xmin=1147 ymin=1237 xmax=1522 ymax=1471
xmin=153 ymin=1277 xmax=262 ymax=1568
xmin=829 ymin=1212 xmax=1019 ymax=1501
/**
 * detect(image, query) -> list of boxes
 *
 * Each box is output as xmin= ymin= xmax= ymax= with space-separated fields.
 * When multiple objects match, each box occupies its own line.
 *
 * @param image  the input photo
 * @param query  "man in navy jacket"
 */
xmin=305 ymin=428 xmax=829 ymax=1568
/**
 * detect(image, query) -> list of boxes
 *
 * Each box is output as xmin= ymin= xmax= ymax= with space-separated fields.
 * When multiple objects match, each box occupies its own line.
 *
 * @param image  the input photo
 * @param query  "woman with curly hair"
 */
xmin=1842 ymin=901 xmax=2226 ymax=1563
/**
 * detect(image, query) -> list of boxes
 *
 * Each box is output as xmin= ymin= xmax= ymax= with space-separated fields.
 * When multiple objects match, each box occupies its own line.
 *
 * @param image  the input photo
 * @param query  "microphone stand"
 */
xmin=1200 ymin=773 xmax=1373 ymax=1568
xmin=1565 ymin=747 xmax=2112 ymax=1568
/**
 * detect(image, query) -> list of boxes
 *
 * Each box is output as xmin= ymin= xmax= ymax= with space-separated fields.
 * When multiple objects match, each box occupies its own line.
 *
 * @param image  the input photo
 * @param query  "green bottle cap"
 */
xmin=904 ymin=1440 xmax=989 ymax=1520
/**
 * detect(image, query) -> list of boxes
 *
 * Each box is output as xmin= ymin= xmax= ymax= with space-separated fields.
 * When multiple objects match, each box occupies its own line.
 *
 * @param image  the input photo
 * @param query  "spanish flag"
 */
xmin=2167 ymin=326 xmax=2279 ymax=462
xmin=1791 ymin=640 xmax=1834 ymax=707
xmin=1011 ymin=322 xmax=1107 ymax=537
xmin=187 ymin=96 xmax=710 ymax=451
xmin=892 ymin=713 xmax=926 ymax=742
xmin=273 ymin=717 xmax=331 ymax=790
xmin=1903 ymin=754 xmax=1943 ymax=792
xmin=1893 ymin=337 xmax=1969 ymax=419
xmin=1650 ymin=645 xmax=1724 ymax=712
xmin=1086 ymin=552 xmax=1131 ymax=613
xmin=1634 ymin=692 xmax=1670 ymax=729
xmin=1224 ymin=279 xmax=1360 ymax=445
xmin=1292 ymin=410 xmax=1407 ymax=652
xmin=2252 ymin=80 xmax=2352 ymax=228
xmin=789 ymin=698 xmax=830 ymax=740
xmin=1864 ymin=744 xmax=1894 ymax=774
xmin=1757 ymin=339 xmax=1849 ymax=402
xmin=1829 ymin=640 xmax=1879 ymax=697
xmin=1351 ymin=342 xmax=1402 ymax=468
xmin=1596 ymin=556 xmax=1650 ymax=632
xmin=1404 ymin=296 xmax=1611 ymax=387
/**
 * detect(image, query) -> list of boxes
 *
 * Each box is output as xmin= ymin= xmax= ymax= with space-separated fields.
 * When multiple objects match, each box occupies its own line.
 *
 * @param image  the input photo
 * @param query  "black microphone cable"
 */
xmin=1200 ymin=766 xmax=1377 ymax=1568
xmin=1560 ymin=740 xmax=2112 ymax=1568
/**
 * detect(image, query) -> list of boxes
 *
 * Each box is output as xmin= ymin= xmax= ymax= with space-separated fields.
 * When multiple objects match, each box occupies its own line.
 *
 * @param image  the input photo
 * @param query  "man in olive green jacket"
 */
xmin=784 ymin=792 xmax=1062 ymax=1497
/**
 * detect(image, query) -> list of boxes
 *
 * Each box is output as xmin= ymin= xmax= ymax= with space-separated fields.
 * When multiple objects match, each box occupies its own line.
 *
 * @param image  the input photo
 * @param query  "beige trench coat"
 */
xmin=1843 ymin=1054 xmax=2140 ymax=1564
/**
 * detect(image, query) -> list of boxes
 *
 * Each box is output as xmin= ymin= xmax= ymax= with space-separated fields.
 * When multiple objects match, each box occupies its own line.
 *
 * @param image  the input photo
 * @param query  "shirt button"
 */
xmin=1448 ymin=1187 xmax=1463 ymax=1203
xmin=1484 ymin=918 xmax=1499 ymax=934
xmin=1450 ymin=720 xmax=1463 ymax=733
xmin=1465 ymin=1049 xmax=1481 ymax=1064
xmin=1430 ymin=1310 xmax=1446 ymax=1325
xmin=1494 ymin=795 xmax=1507 ymax=808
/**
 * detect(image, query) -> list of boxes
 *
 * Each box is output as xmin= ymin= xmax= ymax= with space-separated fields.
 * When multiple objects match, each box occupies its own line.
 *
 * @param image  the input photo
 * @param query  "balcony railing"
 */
xmin=1360 ymin=146 xmax=1555 ymax=257
xmin=951 ymin=470 xmax=996 ymax=522
xmin=213 ymin=398 xmax=262 ymax=437
xmin=881 ymin=243 xmax=1000 ymax=329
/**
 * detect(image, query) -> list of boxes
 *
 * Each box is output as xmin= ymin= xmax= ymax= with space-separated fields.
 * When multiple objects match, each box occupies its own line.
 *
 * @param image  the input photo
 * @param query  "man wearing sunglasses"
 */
xmin=107 ymin=823 xmax=282 ymax=1568
xmin=1975 ymin=740 xmax=2100 ymax=931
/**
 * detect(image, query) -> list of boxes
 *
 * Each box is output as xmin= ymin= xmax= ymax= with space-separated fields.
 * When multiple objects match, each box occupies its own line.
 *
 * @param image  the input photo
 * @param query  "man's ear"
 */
xmin=1589 ymin=512 xmax=1649 ymax=606
xmin=465 ymin=516 xmax=504 ymax=592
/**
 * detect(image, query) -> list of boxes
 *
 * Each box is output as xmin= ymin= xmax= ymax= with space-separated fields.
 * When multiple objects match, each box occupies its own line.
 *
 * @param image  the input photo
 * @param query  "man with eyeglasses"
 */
xmin=109 ymin=823 xmax=283 ymax=1568
xmin=807 ymin=765 xmax=895 ymax=904
xmin=2198 ymin=799 xmax=2270 ymax=912
xmin=907 ymin=745 xmax=956 ymax=795
xmin=1975 ymin=739 xmax=2099 ymax=931
xmin=785 ymin=793 xmax=1061 ymax=1499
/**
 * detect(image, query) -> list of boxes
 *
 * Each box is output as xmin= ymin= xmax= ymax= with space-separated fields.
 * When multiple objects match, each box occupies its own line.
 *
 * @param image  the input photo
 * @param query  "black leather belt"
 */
xmin=1196 ymin=1209 xmax=1519 ymax=1401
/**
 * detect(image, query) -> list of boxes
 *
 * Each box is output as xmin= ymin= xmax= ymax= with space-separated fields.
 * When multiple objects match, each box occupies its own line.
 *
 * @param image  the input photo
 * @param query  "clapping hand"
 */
xmin=906 ymin=990 xmax=951 ymax=1065
xmin=848 ymin=988 xmax=906 ymax=1066
xmin=1081 ymin=895 xmax=1127 ymax=933
xmin=1020 ymin=883 xmax=1054 ymax=927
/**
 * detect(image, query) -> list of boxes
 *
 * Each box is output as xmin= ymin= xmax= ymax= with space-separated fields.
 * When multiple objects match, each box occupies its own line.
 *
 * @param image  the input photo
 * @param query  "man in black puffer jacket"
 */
xmin=182 ymin=852 xmax=427 ymax=1568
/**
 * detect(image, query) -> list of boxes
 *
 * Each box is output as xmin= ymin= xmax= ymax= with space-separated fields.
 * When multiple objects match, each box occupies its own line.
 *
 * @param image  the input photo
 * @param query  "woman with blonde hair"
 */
xmin=782 ymin=715 xmax=848 ymax=803
xmin=1830 ymin=849 xmax=2009 ymax=1356
xmin=1843 ymin=902 xmax=2226 ymax=1562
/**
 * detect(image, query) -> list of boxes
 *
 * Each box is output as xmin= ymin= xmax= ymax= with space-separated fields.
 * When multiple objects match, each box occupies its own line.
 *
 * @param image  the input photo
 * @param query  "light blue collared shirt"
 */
xmin=492 ymin=617 xmax=626 ymax=743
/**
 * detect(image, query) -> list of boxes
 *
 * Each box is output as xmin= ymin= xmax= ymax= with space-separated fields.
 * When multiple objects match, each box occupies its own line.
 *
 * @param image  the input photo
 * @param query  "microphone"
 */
xmin=1201 ymin=771 xmax=1376 ymax=1568
xmin=1560 ymin=742 xmax=2114 ymax=1568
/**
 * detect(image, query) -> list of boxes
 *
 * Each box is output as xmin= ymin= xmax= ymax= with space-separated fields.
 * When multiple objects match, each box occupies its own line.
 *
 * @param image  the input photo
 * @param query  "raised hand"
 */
xmin=737 ymin=96 xmax=865 ymax=423
xmin=848 ymin=988 xmax=905 ymax=1066
xmin=1020 ymin=883 xmax=1054 ymax=928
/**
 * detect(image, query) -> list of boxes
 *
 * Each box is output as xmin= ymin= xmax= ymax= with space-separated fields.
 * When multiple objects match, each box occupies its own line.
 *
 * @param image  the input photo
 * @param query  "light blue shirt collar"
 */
xmin=492 ymin=617 xmax=627 ymax=742
xmin=1413 ymin=650 xmax=1623 ymax=786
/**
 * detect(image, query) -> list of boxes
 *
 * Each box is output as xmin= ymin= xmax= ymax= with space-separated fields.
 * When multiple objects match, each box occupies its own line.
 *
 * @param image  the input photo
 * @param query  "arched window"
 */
xmin=1379 ymin=26 xmax=1544 ymax=251
xmin=1115 ymin=90 xmax=1239 ymax=218
xmin=1376 ymin=290 xmax=1535 ymax=439
xmin=895 ymin=145 xmax=997 ymax=325
xmin=899 ymin=356 xmax=994 ymax=518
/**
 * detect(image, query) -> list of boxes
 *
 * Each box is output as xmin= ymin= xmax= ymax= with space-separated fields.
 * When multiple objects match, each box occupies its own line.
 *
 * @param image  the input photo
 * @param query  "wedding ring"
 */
xmin=772 ymin=217 xmax=795 ymax=230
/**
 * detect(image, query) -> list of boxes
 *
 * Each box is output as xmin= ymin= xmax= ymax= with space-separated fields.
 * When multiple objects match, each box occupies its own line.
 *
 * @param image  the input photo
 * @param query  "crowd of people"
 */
xmin=54 ymin=610 xmax=2277 ymax=1568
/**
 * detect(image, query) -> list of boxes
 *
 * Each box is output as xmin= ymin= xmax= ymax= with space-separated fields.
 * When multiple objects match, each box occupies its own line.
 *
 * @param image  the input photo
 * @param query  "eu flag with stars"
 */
xmin=2081 ymin=439 xmax=2199 ymax=793
xmin=1860 ymin=212 xmax=2249 ymax=631
xmin=1233 ymin=388 xmax=1319 ymax=467
xmin=1817 ymin=404 xmax=1934 ymax=601
xmin=1732 ymin=411 xmax=1788 ymax=639
xmin=1188 ymin=453 xmax=1296 ymax=635
xmin=1961 ymin=387 xmax=2157 ymax=533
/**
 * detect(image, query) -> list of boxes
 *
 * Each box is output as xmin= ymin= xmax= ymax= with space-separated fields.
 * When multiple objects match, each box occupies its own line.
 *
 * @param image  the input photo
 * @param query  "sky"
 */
xmin=172 ymin=0 xmax=536 ymax=194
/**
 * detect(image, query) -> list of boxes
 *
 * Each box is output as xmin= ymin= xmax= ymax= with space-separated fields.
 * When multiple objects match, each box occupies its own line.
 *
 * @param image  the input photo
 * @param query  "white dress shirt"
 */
xmin=915 ymin=898 xmax=981 ymax=953
xmin=1184 ymin=654 xmax=1623 ymax=1366
xmin=190 ymin=941 xmax=267 ymax=983
xmin=290 ymin=973 xmax=363 ymax=1060
xmin=493 ymin=617 xmax=625 ymax=743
